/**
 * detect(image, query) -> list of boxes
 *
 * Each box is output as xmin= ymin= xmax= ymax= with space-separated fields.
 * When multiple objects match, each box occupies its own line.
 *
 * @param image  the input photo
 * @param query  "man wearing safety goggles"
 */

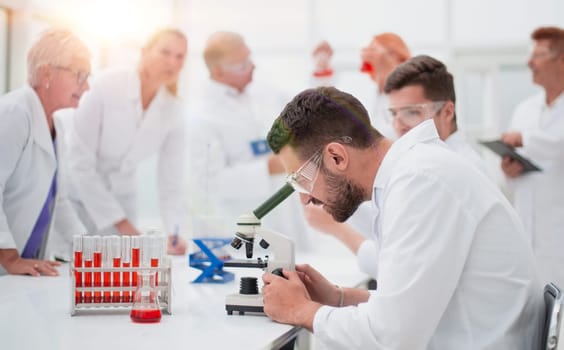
xmin=302 ymin=56 xmax=489 ymax=280
xmin=260 ymin=82 xmax=541 ymax=349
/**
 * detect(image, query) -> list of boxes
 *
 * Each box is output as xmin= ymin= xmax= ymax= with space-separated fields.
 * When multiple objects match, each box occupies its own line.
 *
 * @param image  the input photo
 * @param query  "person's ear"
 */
xmin=325 ymin=142 xmax=349 ymax=171
xmin=39 ymin=65 xmax=53 ymax=89
xmin=442 ymin=101 xmax=455 ymax=123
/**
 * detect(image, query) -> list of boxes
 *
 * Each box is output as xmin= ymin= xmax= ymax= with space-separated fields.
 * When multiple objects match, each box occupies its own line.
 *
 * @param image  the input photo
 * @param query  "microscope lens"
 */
xmin=245 ymin=242 xmax=253 ymax=259
xmin=230 ymin=237 xmax=243 ymax=250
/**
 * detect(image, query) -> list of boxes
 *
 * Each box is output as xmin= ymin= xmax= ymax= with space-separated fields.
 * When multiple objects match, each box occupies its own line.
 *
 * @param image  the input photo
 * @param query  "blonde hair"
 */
xmin=142 ymin=28 xmax=187 ymax=96
xmin=27 ymin=28 xmax=91 ymax=87
xmin=203 ymin=31 xmax=245 ymax=71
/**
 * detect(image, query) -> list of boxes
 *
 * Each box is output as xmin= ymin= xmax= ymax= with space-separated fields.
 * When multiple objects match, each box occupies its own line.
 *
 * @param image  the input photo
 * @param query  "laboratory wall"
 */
xmin=0 ymin=0 xmax=562 ymax=229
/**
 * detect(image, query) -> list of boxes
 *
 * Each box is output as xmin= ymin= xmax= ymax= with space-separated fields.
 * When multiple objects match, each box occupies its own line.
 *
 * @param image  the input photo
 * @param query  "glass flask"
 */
xmin=130 ymin=270 xmax=161 ymax=323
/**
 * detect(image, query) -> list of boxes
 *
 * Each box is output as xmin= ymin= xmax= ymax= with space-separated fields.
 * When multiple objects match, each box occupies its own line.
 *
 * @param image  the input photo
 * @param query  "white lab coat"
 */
xmin=0 ymin=86 xmax=84 ymax=263
xmin=355 ymin=129 xmax=490 ymax=278
xmin=186 ymin=80 xmax=310 ymax=249
xmin=506 ymin=92 xmax=564 ymax=287
xmin=313 ymin=120 xmax=542 ymax=350
xmin=67 ymin=68 xmax=186 ymax=234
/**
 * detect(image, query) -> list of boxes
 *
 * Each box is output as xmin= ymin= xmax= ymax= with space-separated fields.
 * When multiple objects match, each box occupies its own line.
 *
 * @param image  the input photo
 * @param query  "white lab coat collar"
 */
xmin=126 ymin=69 xmax=141 ymax=101
xmin=26 ymin=85 xmax=55 ymax=159
xmin=207 ymin=79 xmax=245 ymax=98
xmin=546 ymin=91 xmax=564 ymax=109
xmin=373 ymin=119 xmax=440 ymax=191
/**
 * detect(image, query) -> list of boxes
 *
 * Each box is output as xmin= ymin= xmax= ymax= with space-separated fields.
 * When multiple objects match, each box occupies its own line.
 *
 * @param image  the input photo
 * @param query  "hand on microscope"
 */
xmin=262 ymin=268 xmax=322 ymax=331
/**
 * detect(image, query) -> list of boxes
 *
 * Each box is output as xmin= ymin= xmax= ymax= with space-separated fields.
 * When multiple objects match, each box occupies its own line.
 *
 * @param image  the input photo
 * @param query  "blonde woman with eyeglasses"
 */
xmin=0 ymin=28 xmax=91 ymax=276
xmin=67 ymin=29 xmax=188 ymax=255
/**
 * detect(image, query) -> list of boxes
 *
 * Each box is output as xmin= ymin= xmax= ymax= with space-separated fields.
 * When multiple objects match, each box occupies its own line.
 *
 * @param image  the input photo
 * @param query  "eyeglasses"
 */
xmin=386 ymin=101 xmax=446 ymax=127
xmin=286 ymin=136 xmax=352 ymax=194
xmin=221 ymin=58 xmax=254 ymax=74
xmin=54 ymin=66 xmax=90 ymax=86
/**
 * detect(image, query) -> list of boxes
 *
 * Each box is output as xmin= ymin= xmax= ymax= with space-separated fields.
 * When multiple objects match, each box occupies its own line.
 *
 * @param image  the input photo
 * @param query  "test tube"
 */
xmin=111 ymin=236 xmax=121 ymax=303
xmin=102 ymin=236 xmax=112 ymax=303
xmin=83 ymin=236 xmax=93 ymax=303
xmin=121 ymin=236 xmax=131 ymax=303
xmin=131 ymin=236 xmax=140 ymax=287
xmin=149 ymin=235 xmax=165 ymax=286
xmin=92 ymin=236 xmax=102 ymax=303
xmin=73 ymin=235 xmax=83 ymax=305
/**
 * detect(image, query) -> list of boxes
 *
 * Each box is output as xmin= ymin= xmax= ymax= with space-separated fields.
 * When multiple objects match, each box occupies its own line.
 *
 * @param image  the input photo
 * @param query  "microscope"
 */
xmin=224 ymin=183 xmax=296 ymax=315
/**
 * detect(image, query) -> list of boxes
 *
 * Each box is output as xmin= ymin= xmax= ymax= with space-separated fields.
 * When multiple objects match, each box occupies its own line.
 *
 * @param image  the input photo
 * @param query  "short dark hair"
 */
xmin=384 ymin=55 xmax=455 ymax=104
xmin=532 ymin=26 xmax=564 ymax=54
xmin=267 ymin=87 xmax=382 ymax=159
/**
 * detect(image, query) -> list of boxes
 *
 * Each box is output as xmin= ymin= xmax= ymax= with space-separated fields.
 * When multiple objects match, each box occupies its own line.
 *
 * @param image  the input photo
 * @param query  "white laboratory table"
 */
xmin=0 ymin=236 xmax=368 ymax=350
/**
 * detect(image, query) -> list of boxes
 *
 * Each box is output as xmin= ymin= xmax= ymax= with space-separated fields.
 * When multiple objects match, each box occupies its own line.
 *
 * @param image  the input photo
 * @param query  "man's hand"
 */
xmin=295 ymin=264 xmax=341 ymax=306
xmin=501 ymin=156 xmax=524 ymax=178
xmin=501 ymin=132 xmax=523 ymax=148
xmin=0 ymin=249 xmax=60 ymax=276
xmin=304 ymin=203 xmax=344 ymax=236
xmin=115 ymin=219 xmax=140 ymax=236
xmin=262 ymin=269 xmax=321 ymax=331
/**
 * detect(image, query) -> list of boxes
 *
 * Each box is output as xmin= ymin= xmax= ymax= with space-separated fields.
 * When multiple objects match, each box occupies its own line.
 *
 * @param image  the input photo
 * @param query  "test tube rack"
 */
xmin=69 ymin=265 xmax=172 ymax=316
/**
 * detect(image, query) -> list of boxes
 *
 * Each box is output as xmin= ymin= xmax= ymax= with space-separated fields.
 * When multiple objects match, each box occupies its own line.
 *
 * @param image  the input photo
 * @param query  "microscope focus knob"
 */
xmin=271 ymin=268 xmax=287 ymax=279
xmin=259 ymin=239 xmax=270 ymax=249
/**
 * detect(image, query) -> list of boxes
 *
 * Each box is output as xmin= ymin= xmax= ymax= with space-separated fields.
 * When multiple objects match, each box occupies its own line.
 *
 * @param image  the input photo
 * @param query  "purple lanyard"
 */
xmin=21 ymin=143 xmax=58 ymax=259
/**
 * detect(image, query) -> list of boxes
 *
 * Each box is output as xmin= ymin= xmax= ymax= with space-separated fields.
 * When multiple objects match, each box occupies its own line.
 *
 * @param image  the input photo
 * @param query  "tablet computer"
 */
xmin=479 ymin=140 xmax=542 ymax=173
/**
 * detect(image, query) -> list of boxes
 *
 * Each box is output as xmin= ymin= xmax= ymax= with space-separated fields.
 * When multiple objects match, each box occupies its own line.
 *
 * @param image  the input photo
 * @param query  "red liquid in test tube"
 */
xmin=102 ymin=236 xmax=112 ymax=303
xmin=111 ymin=236 xmax=121 ymax=303
xmin=131 ymin=236 xmax=140 ymax=287
xmin=93 ymin=236 xmax=102 ymax=303
xmin=83 ymin=236 xmax=93 ymax=303
xmin=122 ymin=236 xmax=131 ymax=303
xmin=73 ymin=236 xmax=83 ymax=305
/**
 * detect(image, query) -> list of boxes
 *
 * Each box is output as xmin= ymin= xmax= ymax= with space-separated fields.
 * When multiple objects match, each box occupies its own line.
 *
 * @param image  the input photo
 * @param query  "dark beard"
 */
xmin=321 ymin=165 xmax=366 ymax=222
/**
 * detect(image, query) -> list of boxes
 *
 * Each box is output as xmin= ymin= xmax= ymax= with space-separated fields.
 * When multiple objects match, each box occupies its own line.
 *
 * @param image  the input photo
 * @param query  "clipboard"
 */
xmin=479 ymin=140 xmax=542 ymax=173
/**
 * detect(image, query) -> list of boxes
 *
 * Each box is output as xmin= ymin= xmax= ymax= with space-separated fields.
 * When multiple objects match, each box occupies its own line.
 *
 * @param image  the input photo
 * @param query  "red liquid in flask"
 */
xmin=74 ymin=251 xmax=82 ymax=304
xmin=93 ymin=252 xmax=102 ymax=303
xmin=130 ymin=309 xmax=161 ymax=323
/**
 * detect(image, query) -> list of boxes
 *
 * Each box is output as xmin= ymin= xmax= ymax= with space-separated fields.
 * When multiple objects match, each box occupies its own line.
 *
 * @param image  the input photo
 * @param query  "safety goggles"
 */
xmin=385 ymin=101 xmax=446 ymax=127
xmin=286 ymin=136 xmax=352 ymax=194
xmin=221 ymin=57 xmax=254 ymax=74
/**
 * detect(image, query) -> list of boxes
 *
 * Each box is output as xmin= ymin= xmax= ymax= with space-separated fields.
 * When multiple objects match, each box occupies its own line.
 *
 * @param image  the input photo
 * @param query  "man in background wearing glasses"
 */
xmin=261 ymin=80 xmax=542 ymax=348
xmin=303 ymin=55 xmax=490 ymax=280
xmin=500 ymin=26 xmax=564 ymax=289
xmin=186 ymin=31 xmax=310 ymax=248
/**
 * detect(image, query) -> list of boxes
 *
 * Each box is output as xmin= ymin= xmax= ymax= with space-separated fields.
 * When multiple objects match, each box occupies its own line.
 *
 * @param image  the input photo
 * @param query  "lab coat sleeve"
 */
xmin=186 ymin=119 xmax=270 ymax=203
xmin=0 ymin=105 xmax=29 ymax=249
xmin=313 ymin=171 xmax=476 ymax=349
xmin=68 ymin=85 xmax=127 ymax=230
xmin=158 ymin=114 xmax=187 ymax=234
xmin=520 ymin=129 xmax=564 ymax=162
xmin=356 ymin=240 xmax=379 ymax=278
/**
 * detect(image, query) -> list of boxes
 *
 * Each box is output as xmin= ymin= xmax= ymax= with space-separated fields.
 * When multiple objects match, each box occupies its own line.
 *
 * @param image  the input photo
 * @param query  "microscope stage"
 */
xmin=225 ymin=293 xmax=265 ymax=315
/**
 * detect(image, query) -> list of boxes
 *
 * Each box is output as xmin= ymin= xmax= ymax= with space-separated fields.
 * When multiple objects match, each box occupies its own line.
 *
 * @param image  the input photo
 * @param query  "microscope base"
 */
xmin=225 ymin=293 xmax=265 ymax=316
